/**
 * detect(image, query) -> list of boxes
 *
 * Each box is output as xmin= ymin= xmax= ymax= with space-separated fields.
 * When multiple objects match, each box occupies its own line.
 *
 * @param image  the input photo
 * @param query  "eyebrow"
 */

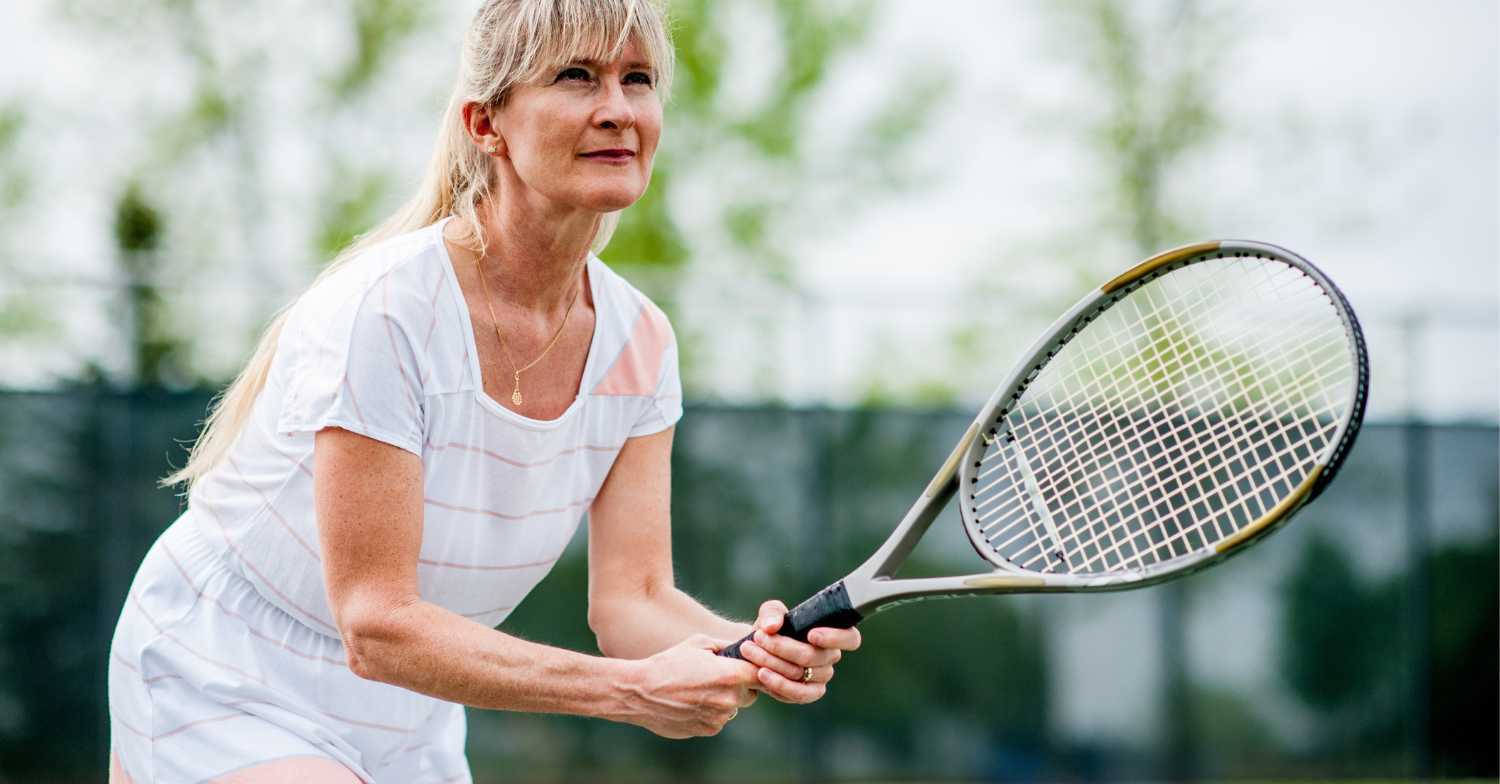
xmin=567 ymin=58 xmax=654 ymax=71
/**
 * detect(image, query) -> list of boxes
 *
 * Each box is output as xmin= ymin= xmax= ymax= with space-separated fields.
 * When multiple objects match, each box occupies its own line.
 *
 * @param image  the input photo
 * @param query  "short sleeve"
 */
xmin=276 ymin=271 xmax=427 ymax=455
xmin=631 ymin=336 xmax=683 ymax=438
xmin=594 ymin=295 xmax=684 ymax=438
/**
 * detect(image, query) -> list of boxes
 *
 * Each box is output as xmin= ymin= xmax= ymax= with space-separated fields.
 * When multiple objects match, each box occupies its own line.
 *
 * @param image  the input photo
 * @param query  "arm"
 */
xmin=586 ymin=426 xmax=748 ymax=657
xmin=314 ymin=427 xmax=757 ymax=738
xmin=586 ymin=427 xmax=863 ymax=704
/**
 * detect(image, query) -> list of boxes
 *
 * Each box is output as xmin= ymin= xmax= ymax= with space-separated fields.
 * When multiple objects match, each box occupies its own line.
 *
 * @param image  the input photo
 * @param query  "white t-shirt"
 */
xmin=186 ymin=216 xmax=682 ymax=636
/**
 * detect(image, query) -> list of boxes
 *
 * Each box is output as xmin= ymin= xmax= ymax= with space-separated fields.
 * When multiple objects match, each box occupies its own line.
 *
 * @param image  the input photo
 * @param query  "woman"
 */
xmin=107 ymin=1 xmax=859 ymax=780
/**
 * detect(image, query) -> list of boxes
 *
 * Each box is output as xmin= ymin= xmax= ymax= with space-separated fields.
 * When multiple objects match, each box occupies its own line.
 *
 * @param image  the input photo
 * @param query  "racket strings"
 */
xmin=969 ymin=256 xmax=1354 ymax=577
xmin=1032 ymin=261 xmax=1347 ymax=571
xmin=1023 ymin=270 xmax=1349 ymax=571
xmin=978 ymin=262 xmax=1320 ymax=569
xmin=977 ymin=258 xmax=1322 ymax=475
xmin=1025 ymin=264 xmax=1346 ymax=572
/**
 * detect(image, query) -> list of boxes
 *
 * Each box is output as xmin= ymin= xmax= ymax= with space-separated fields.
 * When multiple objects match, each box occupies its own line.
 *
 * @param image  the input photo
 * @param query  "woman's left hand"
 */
xmin=734 ymin=599 xmax=862 ymax=704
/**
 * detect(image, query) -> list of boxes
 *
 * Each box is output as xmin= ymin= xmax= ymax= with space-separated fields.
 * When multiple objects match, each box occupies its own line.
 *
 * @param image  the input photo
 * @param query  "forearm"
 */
xmin=346 ymin=597 xmax=641 ymax=722
xmin=591 ymin=586 xmax=751 ymax=660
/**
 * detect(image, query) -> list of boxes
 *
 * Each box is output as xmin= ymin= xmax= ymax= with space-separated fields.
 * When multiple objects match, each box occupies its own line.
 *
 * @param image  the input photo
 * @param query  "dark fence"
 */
xmin=0 ymin=388 xmax=1494 ymax=782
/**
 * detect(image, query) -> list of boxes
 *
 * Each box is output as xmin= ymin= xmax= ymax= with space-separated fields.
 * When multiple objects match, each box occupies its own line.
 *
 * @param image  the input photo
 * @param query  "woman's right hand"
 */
xmin=618 ymin=634 xmax=760 ymax=738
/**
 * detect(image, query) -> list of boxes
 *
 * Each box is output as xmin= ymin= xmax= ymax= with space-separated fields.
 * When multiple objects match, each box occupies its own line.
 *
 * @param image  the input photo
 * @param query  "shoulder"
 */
xmin=288 ymin=222 xmax=450 ymax=341
xmin=587 ymin=255 xmax=676 ymax=344
xmin=589 ymin=256 xmax=679 ymax=399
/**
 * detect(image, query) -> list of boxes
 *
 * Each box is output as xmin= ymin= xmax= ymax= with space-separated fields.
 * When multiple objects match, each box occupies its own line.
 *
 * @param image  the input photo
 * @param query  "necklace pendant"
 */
xmin=512 ymin=388 xmax=523 ymax=406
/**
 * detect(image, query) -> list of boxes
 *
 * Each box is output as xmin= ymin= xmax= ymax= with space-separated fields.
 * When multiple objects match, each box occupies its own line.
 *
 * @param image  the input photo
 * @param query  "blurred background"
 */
xmin=0 ymin=0 xmax=1495 ymax=781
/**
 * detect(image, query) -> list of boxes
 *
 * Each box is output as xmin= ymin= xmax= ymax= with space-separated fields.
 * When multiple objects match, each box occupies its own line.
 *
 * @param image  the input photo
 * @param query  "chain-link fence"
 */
xmin=0 ymin=388 xmax=1494 ymax=782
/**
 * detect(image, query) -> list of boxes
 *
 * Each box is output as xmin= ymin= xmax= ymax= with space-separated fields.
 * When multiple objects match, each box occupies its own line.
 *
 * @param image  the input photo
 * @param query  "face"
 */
xmin=487 ymin=39 xmax=662 ymax=214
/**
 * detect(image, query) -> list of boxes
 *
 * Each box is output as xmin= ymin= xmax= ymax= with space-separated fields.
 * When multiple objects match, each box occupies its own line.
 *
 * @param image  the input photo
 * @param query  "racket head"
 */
xmin=955 ymin=241 xmax=1368 ymax=588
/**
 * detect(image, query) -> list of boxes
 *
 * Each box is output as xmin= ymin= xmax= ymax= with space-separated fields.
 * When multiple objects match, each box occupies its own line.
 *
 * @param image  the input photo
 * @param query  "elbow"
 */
xmin=343 ymin=626 xmax=383 ymax=682
xmin=589 ymin=577 xmax=670 ymax=658
xmin=587 ymin=601 xmax=619 ymax=658
xmin=336 ymin=595 xmax=417 ymax=683
xmin=589 ymin=594 xmax=647 ymax=658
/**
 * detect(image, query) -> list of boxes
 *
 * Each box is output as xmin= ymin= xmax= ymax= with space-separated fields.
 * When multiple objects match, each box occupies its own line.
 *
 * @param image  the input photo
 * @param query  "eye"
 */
xmin=555 ymin=66 xmax=592 ymax=83
xmin=624 ymin=71 xmax=654 ymax=87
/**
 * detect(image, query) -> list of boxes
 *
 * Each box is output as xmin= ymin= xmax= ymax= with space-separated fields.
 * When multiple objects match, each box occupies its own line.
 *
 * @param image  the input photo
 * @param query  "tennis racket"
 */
xmin=720 ymin=240 xmax=1368 ymax=659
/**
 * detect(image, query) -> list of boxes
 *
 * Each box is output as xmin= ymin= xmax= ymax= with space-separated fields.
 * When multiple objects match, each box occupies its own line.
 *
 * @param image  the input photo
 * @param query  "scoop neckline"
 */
xmin=432 ymin=216 xmax=602 ymax=430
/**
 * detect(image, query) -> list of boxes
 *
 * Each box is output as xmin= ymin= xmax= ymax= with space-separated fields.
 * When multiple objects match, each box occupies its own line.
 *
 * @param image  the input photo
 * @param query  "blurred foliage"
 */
xmin=328 ymin=0 xmax=432 ymax=99
xmin=0 ymin=107 xmax=28 ymax=213
xmin=113 ymin=180 xmax=193 ymax=387
xmin=314 ymin=164 xmax=395 ymax=259
xmin=921 ymin=0 xmax=1237 ymax=409
xmin=51 ymin=0 xmax=443 ymax=385
xmin=1423 ymin=530 xmax=1499 ymax=777
xmin=35 ymin=0 xmax=945 ymax=399
xmin=1280 ymin=533 xmax=1394 ymax=717
xmin=1036 ymin=4 xmax=1234 ymax=776
xmin=1050 ymin=0 xmax=1225 ymax=260
xmin=0 ymin=102 xmax=49 ymax=341
xmin=1281 ymin=527 xmax=1500 ymax=777
xmin=114 ymin=182 xmax=163 ymax=256
xmin=603 ymin=0 xmax=947 ymax=399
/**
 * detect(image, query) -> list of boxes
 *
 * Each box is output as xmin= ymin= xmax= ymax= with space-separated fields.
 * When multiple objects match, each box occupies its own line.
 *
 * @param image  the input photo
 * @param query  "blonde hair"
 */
xmin=163 ymin=0 xmax=675 ymax=489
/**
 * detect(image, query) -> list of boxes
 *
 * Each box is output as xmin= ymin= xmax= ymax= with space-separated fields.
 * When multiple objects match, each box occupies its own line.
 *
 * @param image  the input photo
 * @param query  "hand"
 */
xmin=619 ymin=635 xmax=760 ymax=739
xmin=736 ymin=599 xmax=862 ymax=704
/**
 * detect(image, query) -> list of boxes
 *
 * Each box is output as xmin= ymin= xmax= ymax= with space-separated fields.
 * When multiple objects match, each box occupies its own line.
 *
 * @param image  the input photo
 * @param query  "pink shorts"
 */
xmin=107 ymin=516 xmax=470 ymax=783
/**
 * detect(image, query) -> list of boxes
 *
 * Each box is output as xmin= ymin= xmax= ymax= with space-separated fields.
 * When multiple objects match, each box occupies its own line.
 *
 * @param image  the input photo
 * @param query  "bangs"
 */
xmin=512 ymin=0 xmax=675 ymax=96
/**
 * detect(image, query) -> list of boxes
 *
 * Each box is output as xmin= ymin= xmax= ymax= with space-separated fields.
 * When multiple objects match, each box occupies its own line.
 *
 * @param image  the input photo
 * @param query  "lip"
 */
xmin=579 ymin=149 xmax=635 ymax=161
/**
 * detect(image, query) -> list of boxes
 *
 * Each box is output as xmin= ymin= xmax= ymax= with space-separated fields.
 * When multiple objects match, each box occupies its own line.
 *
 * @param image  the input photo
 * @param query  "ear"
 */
xmin=461 ymin=100 xmax=505 ymax=157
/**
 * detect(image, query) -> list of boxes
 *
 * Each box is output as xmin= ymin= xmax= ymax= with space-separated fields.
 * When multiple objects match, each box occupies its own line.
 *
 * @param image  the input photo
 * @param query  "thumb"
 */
xmin=684 ymin=633 xmax=725 ymax=652
xmin=756 ymin=600 xmax=789 ymax=634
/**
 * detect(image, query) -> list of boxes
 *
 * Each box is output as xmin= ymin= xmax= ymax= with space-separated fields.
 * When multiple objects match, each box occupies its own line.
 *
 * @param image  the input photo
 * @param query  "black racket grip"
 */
xmin=718 ymin=581 xmax=863 ymax=660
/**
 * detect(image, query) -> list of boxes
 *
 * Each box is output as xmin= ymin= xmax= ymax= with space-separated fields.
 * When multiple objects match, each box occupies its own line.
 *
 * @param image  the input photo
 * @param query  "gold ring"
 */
xmin=800 ymin=666 xmax=813 ymax=683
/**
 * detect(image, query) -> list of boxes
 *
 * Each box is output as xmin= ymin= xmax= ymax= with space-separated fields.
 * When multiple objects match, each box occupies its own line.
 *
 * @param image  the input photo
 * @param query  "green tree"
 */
xmin=49 ymin=0 xmax=941 ymax=399
xmin=56 ymin=0 xmax=437 ymax=386
xmin=1039 ymin=3 xmax=1235 ymax=777
xmin=0 ymin=103 xmax=49 ymax=346
xmin=1279 ymin=533 xmax=1394 ymax=721
xmin=601 ymin=0 xmax=947 ymax=399
xmin=113 ymin=180 xmax=193 ymax=386
xmin=1422 ymin=530 xmax=1499 ymax=777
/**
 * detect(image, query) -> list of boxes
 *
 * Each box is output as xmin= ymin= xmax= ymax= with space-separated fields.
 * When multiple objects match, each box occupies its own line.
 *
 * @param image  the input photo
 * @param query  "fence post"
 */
xmin=1401 ymin=314 xmax=1431 ymax=780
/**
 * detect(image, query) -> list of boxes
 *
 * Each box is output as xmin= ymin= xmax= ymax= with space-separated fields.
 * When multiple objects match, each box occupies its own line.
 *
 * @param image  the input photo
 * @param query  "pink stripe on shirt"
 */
xmin=595 ymin=301 xmax=672 ymax=396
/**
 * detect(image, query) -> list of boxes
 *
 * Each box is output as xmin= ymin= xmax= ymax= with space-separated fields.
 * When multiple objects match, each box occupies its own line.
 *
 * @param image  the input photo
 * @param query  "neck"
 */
xmin=466 ymin=190 xmax=599 ymax=314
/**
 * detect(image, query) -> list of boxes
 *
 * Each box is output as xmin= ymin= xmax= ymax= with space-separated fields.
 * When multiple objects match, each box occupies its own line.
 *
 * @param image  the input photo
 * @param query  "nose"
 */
xmin=593 ymin=80 xmax=636 ymax=131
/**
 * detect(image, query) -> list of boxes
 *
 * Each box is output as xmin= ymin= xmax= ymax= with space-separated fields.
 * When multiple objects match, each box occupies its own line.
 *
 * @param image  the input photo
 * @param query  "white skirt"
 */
xmin=108 ymin=514 xmax=470 ymax=783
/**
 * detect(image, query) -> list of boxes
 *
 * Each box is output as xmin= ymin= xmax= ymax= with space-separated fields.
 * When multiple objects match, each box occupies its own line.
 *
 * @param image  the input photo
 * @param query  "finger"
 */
xmin=723 ymin=656 xmax=761 ymax=684
xmin=737 ymin=688 xmax=760 ymax=708
xmin=755 ymin=600 xmax=789 ymax=634
xmin=753 ymin=629 xmax=821 ymax=667
xmin=755 ymin=666 xmax=825 ymax=704
xmin=807 ymin=626 xmax=862 ymax=652
xmin=738 ymin=640 xmax=805 ymax=683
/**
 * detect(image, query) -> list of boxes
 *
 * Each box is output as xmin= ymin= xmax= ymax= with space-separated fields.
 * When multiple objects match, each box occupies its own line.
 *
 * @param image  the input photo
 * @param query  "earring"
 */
xmin=487 ymin=143 xmax=498 ymax=154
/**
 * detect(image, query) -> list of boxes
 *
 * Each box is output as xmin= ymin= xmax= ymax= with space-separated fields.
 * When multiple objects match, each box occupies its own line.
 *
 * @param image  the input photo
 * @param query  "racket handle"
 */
xmin=717 ymin=581 xmax=863 ymax=660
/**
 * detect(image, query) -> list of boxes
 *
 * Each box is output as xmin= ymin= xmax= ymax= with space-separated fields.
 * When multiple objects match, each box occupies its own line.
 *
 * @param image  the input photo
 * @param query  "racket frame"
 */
xmin=838 ymin=240 xmax=1368 ymax=615
xmin=717 ymin=240 xmax=1368 ymax=657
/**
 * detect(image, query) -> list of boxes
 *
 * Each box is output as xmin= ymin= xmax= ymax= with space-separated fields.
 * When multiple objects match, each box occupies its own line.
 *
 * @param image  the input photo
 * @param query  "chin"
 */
xmin=578 ymin=186 xmax=646 ymax=213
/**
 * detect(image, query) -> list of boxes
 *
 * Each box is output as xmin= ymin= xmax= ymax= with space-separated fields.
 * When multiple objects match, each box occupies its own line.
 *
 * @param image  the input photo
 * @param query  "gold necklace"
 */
xmin=473 ymin=257 xmax=580 ymax=407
